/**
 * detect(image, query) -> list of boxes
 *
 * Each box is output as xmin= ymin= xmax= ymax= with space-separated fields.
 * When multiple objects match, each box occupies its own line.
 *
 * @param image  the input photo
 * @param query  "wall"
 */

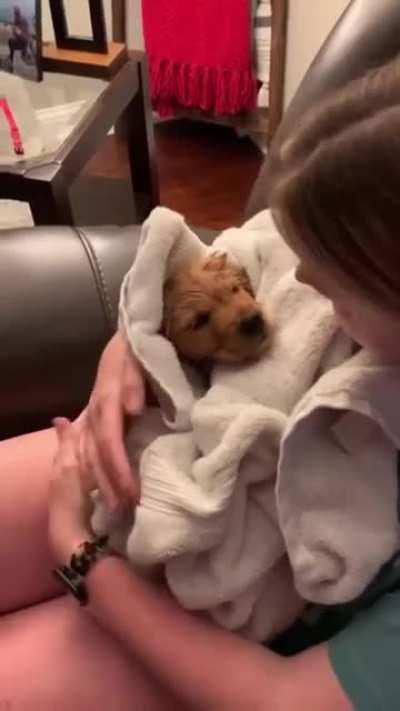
xmin=126 ymin=0 xmax=144 ymax=49
xmin=284 ymin=0 xmax=350 ymax=107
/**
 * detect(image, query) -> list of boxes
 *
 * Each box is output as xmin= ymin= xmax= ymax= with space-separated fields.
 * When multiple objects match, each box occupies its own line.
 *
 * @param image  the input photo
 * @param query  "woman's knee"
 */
xmin=0 ymin=428 xmax=63 ymax=613
xmin=0 ymin=596 xmax=179 ymax=711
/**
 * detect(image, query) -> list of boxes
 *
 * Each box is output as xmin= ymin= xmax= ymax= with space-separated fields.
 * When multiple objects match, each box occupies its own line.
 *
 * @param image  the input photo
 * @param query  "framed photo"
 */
xmin=49 ymin=0 xmax=107 ymax=54
xmin=0 ymin=0 xmax=42 ymax=81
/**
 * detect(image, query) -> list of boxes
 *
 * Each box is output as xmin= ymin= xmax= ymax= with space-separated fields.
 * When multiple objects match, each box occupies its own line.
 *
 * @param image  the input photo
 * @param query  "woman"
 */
xmin=2 ymin=59 xmax=400 ymax=709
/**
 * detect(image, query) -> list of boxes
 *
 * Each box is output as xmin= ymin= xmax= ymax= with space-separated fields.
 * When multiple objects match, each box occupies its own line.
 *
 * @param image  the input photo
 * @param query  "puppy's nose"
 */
xmin=239 ymin=313 xmax=266 ymax=338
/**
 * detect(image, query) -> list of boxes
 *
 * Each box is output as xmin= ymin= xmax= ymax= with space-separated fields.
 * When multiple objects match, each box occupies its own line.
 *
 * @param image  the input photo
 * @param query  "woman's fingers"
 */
xmin=80 ymin=333 xmax=145 ymax=509
xmin=122 ymin=352 xmax=146 ymax=416
xmin=53 ymin=417 xmax=80 ymax=471
xmin=53 ymin=418 xmax=95 ymax=497
xmin=49 ymin=418 xmax=95 ymax=564
xmin=81 ymin=422 xmax=120 ymax=510
xmin=76 ymin=428 xmax=97 ymax=496
xmin=90 ymin=395 xmax=139 ymax=504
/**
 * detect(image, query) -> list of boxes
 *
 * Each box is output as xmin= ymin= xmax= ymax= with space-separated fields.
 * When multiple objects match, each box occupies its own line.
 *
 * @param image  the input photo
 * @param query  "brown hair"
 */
xmin=270 ymin=59 xmax=400 ymax=310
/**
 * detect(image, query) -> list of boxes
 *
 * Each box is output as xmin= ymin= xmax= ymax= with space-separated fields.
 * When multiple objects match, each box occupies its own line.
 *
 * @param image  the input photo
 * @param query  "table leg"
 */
xmin=117 ymin=57 xmax=159 ymax=220
xmin=29 ymin=181 xmax=74 ymax=226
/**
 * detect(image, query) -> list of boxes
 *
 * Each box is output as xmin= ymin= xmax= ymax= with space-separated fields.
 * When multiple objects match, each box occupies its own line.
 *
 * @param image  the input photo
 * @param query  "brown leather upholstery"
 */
xmin=0 ymin=225 xmax=137 ymax=437
xmin=2 ymin=0 xmax=400 ymax=438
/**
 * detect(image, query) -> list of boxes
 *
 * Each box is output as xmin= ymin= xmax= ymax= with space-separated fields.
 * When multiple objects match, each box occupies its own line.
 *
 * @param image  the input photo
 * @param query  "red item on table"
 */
xmin=142 ymin=0 xmax=258 ymax=117
xmin=0 ymin=97 xmax=24 ymax=155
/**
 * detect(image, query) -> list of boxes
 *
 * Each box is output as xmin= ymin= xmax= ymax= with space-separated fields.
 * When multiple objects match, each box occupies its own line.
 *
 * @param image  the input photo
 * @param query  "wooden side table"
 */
xmin=0 ymin=52 xmax=159 ymax=226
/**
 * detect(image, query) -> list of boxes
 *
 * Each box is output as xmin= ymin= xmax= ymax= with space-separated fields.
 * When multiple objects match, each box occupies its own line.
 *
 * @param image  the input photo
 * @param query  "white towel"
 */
xmin=277 ymin=348 xmax=400 ymax=605
xmin=91 ymin=207 xmax=357 ymax=640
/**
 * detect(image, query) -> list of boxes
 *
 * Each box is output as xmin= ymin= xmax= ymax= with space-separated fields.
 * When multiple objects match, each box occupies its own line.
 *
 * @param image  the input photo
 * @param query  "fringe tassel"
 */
xmin=148 ymin=56 xmax=258 ymax=117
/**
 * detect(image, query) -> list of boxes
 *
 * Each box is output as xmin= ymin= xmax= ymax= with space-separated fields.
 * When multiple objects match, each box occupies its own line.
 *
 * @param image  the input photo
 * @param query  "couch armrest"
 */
xmin=0 ymin=225 xmax=140 ymax=439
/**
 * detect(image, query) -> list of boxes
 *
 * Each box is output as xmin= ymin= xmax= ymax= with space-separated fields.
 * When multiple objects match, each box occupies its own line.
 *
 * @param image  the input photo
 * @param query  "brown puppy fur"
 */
xmin=163 ymin=253 xmax=270 ymax=363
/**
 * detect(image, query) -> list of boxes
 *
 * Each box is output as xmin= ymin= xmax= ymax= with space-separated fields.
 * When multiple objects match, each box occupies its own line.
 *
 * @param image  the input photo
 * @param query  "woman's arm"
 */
xmin=79 ymin=331 xmax=145 ymax=510
xmin=51 ymin=405 xmax=351 ymax=711
xmin=85 ymin=556 xmax=352 ymax=711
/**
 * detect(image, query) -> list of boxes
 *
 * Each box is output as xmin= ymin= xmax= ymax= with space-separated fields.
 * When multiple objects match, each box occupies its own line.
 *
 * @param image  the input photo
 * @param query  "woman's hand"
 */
xmin=49 ymin=418 xmax=94 ymax=565
xmin=80 ymin=332 xmax=145 ymax=511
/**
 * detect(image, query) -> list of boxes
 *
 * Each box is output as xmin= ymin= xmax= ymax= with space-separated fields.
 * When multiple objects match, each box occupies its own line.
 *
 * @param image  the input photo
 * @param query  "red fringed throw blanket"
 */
xmin=142 ymin=0 xmax=258 ymax=117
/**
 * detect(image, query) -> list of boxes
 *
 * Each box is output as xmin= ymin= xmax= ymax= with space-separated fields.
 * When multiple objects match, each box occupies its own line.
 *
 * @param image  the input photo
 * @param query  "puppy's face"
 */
xmin=163 ymin=253 xmax=270 ymax=363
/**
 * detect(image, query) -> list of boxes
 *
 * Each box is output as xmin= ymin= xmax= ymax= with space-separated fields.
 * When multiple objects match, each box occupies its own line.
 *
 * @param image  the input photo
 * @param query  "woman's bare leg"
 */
xmin=0 ymin=431 xmax=181 ymax=708
xmin=0 ymin=595 xmax=180 ymax=711
xmin=0 ymin=428 xmax=65 ymax=613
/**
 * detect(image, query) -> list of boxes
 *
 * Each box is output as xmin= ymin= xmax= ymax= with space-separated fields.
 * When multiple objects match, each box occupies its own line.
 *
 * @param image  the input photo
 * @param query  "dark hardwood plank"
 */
xmin=112 ymin=0 xmax=126 ymax=42
xmin=85 ymin=119 xmax=263 ymax=229
xmin=268 ymin=0 xmax=288 ymax=144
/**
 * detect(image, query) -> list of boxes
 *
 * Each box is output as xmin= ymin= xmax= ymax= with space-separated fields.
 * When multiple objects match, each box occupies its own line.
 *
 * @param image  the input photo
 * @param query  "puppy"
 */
xmin=163 ymin=253 xmax=270 ymax=363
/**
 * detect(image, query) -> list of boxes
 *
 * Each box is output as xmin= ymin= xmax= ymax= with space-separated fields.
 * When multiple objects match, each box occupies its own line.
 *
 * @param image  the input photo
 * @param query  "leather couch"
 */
xmin=1 ymin=0 xmax=399 ymax=440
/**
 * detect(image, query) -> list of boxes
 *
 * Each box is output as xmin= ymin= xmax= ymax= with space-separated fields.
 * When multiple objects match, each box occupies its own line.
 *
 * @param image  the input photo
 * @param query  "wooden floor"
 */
xmin=156 ymin=120 xmax=263 ymax=229
xmin=85 ymin=119 xmax=264 ymax=230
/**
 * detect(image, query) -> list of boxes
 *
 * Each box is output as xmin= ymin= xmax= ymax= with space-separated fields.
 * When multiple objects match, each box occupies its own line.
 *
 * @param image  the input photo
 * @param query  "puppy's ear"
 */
xmin=164 ymin=276 xmax=175 ymax=292
xmin=237 ymin=267 xmax=254 ymax=296
xmin=162 ymin=314 xmax=172 ymax=338
xmin=203 ymin=252 xmax=228 ymax=272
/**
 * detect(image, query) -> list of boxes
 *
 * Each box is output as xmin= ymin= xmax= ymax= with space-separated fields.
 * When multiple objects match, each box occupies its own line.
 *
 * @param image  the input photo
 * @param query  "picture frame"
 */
xmin=49 ymin=0 xmax=107 ymax=54
xmin=0 ymin=0 xmax=42 ymax=81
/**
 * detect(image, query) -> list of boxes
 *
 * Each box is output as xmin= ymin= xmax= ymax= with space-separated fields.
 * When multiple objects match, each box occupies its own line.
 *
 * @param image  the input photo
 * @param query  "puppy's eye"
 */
xmin=232 ymin=285 xmax=240 ymax=293
xmin=192 ymin=312 xmax=211 ymax=330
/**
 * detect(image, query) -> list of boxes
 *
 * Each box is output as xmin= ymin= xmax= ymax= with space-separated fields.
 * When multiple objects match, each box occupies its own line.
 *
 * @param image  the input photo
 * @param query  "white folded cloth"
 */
xmin=277 ymin=348 xmax=400 ymax=604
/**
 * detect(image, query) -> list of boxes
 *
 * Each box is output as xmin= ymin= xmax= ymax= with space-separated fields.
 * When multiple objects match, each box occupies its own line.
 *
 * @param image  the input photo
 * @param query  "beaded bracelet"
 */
xmin=54 ymin=534 xmax=113 ymax=605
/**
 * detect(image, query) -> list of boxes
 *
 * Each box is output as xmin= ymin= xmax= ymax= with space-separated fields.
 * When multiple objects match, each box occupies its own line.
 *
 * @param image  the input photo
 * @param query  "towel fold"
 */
xmin=277 ymin=349 xmax=400 ymax=604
